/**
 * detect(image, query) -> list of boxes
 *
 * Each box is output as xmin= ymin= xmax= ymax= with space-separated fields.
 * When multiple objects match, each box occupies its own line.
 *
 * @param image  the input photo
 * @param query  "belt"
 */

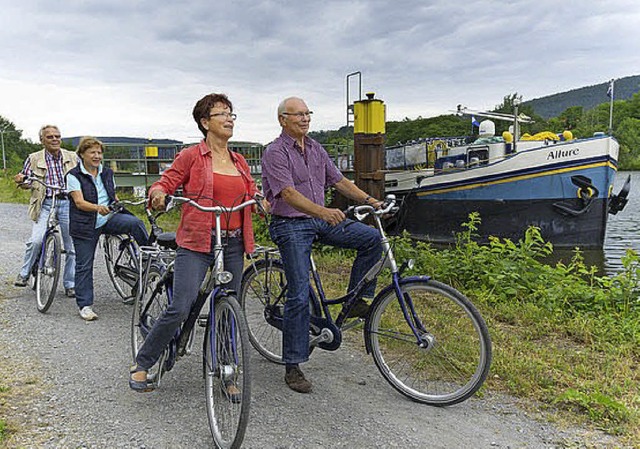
xmin=45 ymin=193 xmax=68 ymax=200
xmin=212 ymin=228 xmax=242 ymax=238
xmin=272 ymin=215 xmax=311 ymax=220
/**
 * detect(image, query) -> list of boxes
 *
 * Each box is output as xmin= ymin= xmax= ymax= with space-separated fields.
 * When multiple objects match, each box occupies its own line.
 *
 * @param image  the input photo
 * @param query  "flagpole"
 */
xmin=608 ymin=78 xmax=615 ymax=134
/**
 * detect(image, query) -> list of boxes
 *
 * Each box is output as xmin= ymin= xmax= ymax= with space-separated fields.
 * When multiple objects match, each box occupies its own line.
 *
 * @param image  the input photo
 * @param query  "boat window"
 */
xmin=467 ymin=147 xmax=489 ymax=166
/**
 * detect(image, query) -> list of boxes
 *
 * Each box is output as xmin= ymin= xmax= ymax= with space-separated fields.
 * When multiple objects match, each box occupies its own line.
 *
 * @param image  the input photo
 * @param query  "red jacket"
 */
xmin=149 ymin=140 xmax=258 ymax=254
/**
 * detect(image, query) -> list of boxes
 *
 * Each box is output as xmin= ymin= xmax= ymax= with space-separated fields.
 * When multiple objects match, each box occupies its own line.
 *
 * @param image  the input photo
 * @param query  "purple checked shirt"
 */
xmin=261 ymin=131 xmax=343 ymax=218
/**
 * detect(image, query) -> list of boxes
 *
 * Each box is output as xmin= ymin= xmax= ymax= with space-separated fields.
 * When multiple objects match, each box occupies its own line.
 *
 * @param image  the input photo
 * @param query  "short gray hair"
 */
xmin=277 ymin=97 xmax=304 ymax=118
xmin=39 ymin=125 xmax=60 ymax=141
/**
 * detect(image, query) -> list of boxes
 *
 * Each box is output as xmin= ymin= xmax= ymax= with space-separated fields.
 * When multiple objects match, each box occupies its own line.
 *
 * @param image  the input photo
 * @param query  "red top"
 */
xmin=211 ymin=173 xmax=244 ymax=230
xmin=149 ymin=140 xmax=259 ymax=254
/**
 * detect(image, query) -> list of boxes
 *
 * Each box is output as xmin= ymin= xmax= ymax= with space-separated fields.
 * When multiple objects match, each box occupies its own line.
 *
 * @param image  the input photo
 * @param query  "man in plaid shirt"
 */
xmin=14 ymin=125 xmax=77 ymax=297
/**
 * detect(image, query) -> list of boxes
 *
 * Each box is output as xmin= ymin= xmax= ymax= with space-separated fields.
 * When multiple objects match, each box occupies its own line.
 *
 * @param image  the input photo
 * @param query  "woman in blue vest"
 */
xmin=67 ymin=137 xmax=148 ymax=321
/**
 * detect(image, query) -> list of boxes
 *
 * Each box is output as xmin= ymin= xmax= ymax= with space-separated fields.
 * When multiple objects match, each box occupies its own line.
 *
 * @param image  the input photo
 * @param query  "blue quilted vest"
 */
xmin=68 ymin=164 xmax=117 ymax=239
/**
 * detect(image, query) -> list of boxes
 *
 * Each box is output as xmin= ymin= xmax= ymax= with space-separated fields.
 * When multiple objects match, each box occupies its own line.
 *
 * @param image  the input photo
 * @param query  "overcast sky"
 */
xmin=1 ymin=0 xmax=639 ymax=145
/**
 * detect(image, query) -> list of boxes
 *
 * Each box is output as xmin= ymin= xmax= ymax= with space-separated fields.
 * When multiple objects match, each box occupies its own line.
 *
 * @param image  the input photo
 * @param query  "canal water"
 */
xmin=603 ymin=170 xmax=639 ymax=274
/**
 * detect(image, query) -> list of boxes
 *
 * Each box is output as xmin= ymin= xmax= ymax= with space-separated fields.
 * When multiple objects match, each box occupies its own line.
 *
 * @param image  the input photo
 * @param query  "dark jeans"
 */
xmin=73 ymin=213 xmax=149 ymax=309
xmin=135 ymin=236 xmax=244 ymax=370
xmin=269 ymin=217 xmax=382 ymax=364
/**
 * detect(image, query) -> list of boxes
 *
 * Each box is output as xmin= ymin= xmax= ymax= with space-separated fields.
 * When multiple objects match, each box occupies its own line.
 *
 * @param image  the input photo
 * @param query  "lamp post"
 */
xmin=0 ymin=128 xmax=20 ymax=172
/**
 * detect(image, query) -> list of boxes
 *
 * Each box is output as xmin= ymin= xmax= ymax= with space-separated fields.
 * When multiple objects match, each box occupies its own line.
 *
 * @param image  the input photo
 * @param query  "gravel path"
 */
xmin=0 ymin=202 xmax=625 ymax=448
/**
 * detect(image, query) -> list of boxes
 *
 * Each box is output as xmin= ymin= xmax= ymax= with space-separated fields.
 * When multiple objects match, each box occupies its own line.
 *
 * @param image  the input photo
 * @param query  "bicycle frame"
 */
xmin=256 ymin=195 xmax=432 ymax=350
xmin=38 ymin=193 xmax=61 ymax=271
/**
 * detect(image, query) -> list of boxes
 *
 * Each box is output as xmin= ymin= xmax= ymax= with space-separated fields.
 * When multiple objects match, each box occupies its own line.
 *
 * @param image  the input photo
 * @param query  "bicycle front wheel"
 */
xmin=36 ymin=231 xmax=61 ymax=313
xmin=131 ymin=264 xmax=169 ymax=384
xmin=204 ymin=295 xmax=251 ymax=449
xmin=104 ymin=234 xmax=138 ymax=300
xmin=366 ymin=279 xmax=492 ymax=406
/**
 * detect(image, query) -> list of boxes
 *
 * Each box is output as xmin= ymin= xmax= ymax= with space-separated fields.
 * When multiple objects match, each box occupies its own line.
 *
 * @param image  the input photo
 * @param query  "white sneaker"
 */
xmin=79 ymin=306 xmax=98 ymax=321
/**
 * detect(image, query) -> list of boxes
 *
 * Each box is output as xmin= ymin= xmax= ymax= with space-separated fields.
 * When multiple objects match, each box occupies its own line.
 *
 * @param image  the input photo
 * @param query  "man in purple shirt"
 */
xmin=262 ymin=97 xmax=382 ymax=393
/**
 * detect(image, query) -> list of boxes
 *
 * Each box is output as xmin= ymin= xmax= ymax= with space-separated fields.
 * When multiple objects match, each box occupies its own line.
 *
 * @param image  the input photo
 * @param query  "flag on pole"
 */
xmin=606 ymin=79 xmax=614 ymax=99
xmin=471 ymin=116 xmax=480 ymax=127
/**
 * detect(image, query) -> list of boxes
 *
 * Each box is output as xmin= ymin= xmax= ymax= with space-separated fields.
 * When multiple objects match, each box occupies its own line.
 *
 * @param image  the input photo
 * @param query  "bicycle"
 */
xmin=20 ymin=176 xmax=69 ymax=313
xmin=131 ymin=194 xmax=260 ymax=449
xmin=102 ymin=199 xmax=171 ymax=302
xmin=240 ymin=194 xmax=492 ymax=406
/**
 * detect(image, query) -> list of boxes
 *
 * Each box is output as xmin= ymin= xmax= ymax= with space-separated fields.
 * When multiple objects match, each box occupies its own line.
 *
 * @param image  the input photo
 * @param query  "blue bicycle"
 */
xmin=131 ymin=195 xmax=259 ymax=449
xmin=240 ymin=195 xmax=492 ymax=405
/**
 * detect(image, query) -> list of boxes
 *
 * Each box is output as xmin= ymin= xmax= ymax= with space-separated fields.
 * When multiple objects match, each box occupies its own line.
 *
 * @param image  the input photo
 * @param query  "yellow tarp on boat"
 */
xmin=520 ymin=131 xmax=560 ymax=141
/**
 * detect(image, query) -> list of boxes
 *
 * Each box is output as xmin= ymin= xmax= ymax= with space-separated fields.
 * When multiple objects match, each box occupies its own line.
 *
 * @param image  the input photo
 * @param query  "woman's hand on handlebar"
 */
xmin=96 ymin=205 xmax=111 ymax=215
xmin=150 ymin=190 xmax=167 ymax=211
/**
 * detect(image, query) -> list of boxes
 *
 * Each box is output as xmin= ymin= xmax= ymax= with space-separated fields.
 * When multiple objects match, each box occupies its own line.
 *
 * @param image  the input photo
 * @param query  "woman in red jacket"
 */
xmin=130 ymin=93 xmax=259 ymax=395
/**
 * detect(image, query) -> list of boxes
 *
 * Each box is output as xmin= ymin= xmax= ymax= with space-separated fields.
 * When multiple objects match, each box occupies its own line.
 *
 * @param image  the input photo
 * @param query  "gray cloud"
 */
xmin=1 ymin=0 xmax=639 ymax=143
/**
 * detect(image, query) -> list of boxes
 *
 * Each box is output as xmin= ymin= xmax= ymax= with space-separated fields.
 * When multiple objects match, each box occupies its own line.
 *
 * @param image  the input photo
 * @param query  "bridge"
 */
xmin=64 ymin=137 xmax=354 ymax=193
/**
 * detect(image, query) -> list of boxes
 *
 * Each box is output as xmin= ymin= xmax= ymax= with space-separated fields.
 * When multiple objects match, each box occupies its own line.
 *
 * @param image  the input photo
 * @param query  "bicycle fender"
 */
xmin=363 ymin=275 xmax=431 ymax=354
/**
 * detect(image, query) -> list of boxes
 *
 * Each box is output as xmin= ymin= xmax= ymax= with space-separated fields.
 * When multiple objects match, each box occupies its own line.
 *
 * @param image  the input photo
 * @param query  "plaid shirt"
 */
xmin=22 ymin=150 xmax=68 ymax=197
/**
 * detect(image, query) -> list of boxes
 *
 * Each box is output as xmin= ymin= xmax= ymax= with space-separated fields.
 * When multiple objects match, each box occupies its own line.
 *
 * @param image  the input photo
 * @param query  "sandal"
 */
xmin=222 ymin=380 xmax=242 ymax=404
xmin=129 ymin=364 xmax=155 ymax=392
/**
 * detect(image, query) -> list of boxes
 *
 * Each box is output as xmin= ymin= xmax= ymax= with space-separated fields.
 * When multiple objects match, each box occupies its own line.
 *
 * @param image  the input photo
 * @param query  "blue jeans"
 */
xmin=269 ymin=217 xmax=382 ymax=364
xmin=135 ymin=236 xmax=244 ymax=370
xmin=20 ymin=198 xmax=76 ymax=289
xmin=73 ymin=213 xmax=149 ymax=309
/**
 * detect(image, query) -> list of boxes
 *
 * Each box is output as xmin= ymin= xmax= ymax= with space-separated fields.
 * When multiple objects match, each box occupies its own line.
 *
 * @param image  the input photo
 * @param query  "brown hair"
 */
xmin=76 ymin=136 xmax=104 ymax=156
xmin=192 ymin=93 xmax=233 ymax=137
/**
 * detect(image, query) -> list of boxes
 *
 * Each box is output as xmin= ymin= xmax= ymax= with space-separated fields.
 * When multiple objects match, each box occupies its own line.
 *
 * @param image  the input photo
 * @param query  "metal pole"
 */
xmin=608 ymin=79 xmax=615 ymax=134
xmin=0 ymin=130 xmax=6 ymax=171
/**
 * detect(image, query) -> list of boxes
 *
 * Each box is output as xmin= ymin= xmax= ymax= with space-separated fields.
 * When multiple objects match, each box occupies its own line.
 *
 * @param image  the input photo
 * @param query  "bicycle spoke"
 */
xmin=36 ymin=232 xmax=61 ymax=313
xmin=366 ymin=279 xmax=491 ymax=405
xmin=205 ymin=296 xmax=250 ymax=449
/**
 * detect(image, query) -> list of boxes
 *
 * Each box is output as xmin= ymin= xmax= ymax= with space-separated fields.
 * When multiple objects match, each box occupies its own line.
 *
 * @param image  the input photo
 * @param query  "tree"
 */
xmin=615 ymin=117 xmax=640 ymax=169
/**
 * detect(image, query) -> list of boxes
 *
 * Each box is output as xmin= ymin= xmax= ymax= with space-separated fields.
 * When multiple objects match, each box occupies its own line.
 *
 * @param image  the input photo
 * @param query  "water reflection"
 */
xmin=603 ymin=171 xmax=640 ymax=274
xmin=533 ymin=172 xmax=637 ymax=275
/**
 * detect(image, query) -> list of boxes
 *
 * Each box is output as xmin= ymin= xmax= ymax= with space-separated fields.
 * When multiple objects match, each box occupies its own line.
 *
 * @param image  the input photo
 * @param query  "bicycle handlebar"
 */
xmin=347 ymin=194 xmax=398 ymax=222
xmin=20 ymin=176 xmax=66 ymax=192
xmin=111 ymin=198 xmax=147 ymax=208
xmin=165 ymin=194 xmax=263 ymax=215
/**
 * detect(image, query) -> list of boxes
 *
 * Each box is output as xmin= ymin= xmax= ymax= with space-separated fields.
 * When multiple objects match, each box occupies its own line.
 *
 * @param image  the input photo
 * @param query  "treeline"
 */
xmin=0 ymin=117 xmax=76 ymax=172
xmin=523 ymin=74 xmax=640 ymax=118
xmin=310 ymin=91 xmax=640 ymax=170
xmin=2 ymin=86 xmax=640 ymax=172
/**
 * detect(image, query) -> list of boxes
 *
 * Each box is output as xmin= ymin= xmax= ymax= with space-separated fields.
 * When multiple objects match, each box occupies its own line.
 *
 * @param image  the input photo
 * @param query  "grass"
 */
xmin=269 ymin=227 xmax=640 ymax=447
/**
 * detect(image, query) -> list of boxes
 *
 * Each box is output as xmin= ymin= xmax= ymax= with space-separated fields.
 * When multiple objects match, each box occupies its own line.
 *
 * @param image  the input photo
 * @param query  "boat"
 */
xmin=384 ymin=106 xmax=631 ymax=249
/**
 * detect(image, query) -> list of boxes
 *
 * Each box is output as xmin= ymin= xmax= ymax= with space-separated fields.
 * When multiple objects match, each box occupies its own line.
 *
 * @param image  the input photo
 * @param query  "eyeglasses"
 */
xmin=281 ymin=111 xmax=313 ymax=119
xmin=209 ymin=112 xmax=237 ymax=120
xmin=44 ymin=135 xmax=61 ymax=140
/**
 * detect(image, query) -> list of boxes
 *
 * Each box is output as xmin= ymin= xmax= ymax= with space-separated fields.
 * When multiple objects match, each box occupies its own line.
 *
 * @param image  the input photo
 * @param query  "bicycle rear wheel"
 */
xmin=366 ymin=279 xmax=492 ymax=406
xmin=36 ymin=231 xmax=61 ymax=313
xmin=204 ymin=295 xmax=251 ymax=449
xmin=240 ymin=259 xmax=287 ymax=363
xmin=104 ymin=234 xmax=138 ymax=300
xmin=131 ymin=264 xmax=169 ymax=385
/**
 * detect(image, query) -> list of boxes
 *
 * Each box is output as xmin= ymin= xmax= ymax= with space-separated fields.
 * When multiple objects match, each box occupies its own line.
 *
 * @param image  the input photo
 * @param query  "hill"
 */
xmin=523 ymin=74 xmax=640 ymax=118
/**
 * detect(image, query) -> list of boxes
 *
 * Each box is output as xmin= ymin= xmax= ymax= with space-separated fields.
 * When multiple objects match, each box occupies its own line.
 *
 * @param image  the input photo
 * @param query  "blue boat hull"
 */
xmin=393 ymin=163 xmax=616 ymax=249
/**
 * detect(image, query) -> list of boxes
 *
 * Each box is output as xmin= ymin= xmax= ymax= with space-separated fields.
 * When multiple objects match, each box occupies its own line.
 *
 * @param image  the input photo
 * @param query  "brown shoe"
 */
xmin=285 ymin=366 xmax=312 ymax=393
xmin=346 ymin=298 xmax=370 ymax=318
